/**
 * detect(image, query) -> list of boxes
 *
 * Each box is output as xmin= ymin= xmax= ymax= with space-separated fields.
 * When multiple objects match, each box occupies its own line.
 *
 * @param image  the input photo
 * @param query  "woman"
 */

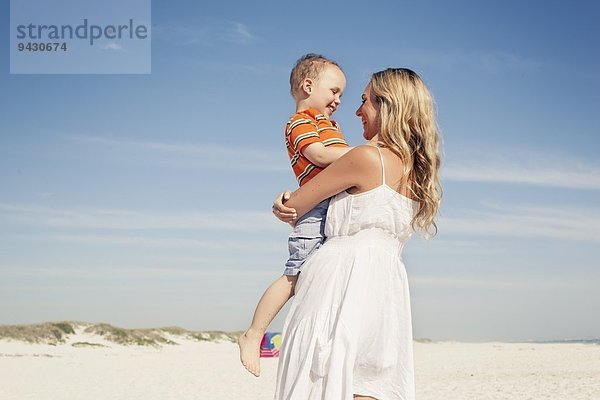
xmin=272 ymin=68 xmax=441 ymax=400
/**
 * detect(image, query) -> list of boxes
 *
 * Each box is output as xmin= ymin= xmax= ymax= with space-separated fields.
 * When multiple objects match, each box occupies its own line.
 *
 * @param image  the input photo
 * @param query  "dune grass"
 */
xmin=0 ymin=322 xmax=241 ymax=346
xmin=0 ymin=322 xmax=78 ymax=344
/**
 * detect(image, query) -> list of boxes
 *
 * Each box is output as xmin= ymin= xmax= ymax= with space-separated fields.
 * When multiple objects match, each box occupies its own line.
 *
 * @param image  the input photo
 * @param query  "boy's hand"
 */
xmin=272 ymin=191 xmax=297 ymax=224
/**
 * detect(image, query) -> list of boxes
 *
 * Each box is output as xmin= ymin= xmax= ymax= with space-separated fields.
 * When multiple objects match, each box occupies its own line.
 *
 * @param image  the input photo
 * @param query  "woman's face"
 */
xmin=355 ymin=84 xmax=380 ymax=141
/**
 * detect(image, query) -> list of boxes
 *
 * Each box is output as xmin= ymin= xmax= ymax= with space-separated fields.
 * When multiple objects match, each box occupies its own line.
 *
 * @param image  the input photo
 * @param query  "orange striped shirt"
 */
xmin=285 ymin=108 xmax=348 ymax=186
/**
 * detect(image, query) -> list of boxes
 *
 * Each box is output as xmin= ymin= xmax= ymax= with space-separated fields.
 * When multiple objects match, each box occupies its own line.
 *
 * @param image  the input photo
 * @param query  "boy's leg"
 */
xmin=284 ymin=198 xmax=329 ymax=275
xmin=239 ymin=199 xmax=329 ymax=377
xmin=238 ymin=274 xmax=297 ymax=377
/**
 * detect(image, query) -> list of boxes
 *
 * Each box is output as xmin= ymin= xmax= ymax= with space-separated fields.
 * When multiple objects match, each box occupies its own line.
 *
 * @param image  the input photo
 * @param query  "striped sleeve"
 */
xmin=317 ymin=119 xmax=348 ymax=148
xmin=286 ymin=116 xmax=321 ymax=154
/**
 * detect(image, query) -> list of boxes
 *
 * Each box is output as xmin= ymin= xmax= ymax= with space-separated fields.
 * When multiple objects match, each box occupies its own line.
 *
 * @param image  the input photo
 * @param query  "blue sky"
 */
xmin=1 ymin=0 xmax=599 ymax=341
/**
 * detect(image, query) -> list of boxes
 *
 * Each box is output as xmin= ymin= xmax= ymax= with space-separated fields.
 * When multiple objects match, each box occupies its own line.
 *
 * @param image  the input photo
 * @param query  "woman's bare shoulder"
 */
xmin=341 ymin=144 xmax=381 ymax=167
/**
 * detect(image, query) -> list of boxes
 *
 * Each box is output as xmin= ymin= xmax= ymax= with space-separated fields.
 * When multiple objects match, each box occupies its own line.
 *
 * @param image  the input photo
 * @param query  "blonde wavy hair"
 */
xmin=369 ymin=68 xmax=442 ymax=236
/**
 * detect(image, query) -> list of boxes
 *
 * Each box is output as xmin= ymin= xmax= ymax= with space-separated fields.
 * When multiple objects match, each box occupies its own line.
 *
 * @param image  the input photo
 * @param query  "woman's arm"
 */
xmin=282 ymin=145 xmax=381 ymax=219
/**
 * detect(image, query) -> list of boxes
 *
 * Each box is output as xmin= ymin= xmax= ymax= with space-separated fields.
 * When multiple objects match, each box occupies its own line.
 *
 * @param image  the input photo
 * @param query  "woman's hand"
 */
xmin=272 ymin=191 xmax=297 ymax=224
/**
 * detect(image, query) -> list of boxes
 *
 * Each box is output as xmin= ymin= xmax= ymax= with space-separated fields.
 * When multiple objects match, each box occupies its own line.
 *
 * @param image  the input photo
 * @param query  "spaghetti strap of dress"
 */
xmin=375 ymin=146 xmax=386 ymax=185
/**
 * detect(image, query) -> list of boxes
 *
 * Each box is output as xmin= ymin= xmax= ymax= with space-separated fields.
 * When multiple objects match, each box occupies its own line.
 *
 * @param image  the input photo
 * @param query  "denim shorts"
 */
xmin=283 ymin=198 xmax=330 ymax=276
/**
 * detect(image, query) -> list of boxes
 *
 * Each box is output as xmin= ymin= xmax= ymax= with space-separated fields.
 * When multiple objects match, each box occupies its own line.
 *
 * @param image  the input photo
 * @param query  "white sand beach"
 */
xmin=0 ymin=323 xmax=598 ymax=400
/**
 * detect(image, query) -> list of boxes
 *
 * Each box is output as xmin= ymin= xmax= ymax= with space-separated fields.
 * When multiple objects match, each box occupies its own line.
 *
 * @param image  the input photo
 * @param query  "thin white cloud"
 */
xmin=100 ymin=42 xmax=125 ymax=51
xmin=153 ymin=20 xmax=256 ymax=46
xmin=439 ymin=202 xmax=600 ymax=242
xmin=225 ymin=22 xmax=255 ymax=44
xmin=234 ymin=23 xmax=252 ymax=39
xmin=410 ymin=275 xmax=594 ymax=290
xmin=0 ymin=203 xmax=287 ymax=232
xmin=404 ymin=49 xmax=543 ymax=73
xmin=4 ymin=232 xmax=283 ymax=253
xmin=65 ymin=135 xmax=288 ymax=172
xmin=444 ymin=164 xmax=600 ymax=190
xmin=480 ymin=51 xmax=542 ymax=73
xmin=0 ymin=265 xmax=275 ymax=280
xmin=153 ymin=24 xmax=210 ymax=46
xmin=443 ymin=151 xmax=600 ymax=190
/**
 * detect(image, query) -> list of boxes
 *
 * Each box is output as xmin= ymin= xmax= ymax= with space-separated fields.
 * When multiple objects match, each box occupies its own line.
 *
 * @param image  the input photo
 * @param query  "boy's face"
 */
xmin=303 ymin=65 xmax=346 ymax=117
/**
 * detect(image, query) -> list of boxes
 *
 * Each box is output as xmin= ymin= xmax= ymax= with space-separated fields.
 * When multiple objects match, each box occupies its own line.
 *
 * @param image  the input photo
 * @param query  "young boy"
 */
xmin=238 ymin=54 xmax=352 ymax=377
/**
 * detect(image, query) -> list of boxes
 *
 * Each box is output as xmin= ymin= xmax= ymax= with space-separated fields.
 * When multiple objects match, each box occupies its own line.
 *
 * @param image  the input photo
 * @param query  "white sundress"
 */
xmin=274 ymin=147 xmax=417 ymax=400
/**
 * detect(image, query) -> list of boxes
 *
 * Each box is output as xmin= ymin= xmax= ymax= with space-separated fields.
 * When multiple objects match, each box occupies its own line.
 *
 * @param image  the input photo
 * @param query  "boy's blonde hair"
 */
xmin=289 ymin=54 xmax=340 ymax=99
xmin=370 ymin=68 xmax=442 ymax=236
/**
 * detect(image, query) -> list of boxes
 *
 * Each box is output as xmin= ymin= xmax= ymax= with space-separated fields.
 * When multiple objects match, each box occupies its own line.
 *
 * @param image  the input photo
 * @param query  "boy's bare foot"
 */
xmin=238 ymin=329 xmax=263 ymax=377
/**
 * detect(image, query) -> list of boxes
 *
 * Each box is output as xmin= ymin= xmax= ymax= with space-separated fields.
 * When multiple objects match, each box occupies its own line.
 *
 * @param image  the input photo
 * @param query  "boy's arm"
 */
xmin=302 ymin=143 xmax=354 ymax=168
xmin=282 ymin=145 xmax=381 ymax=219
